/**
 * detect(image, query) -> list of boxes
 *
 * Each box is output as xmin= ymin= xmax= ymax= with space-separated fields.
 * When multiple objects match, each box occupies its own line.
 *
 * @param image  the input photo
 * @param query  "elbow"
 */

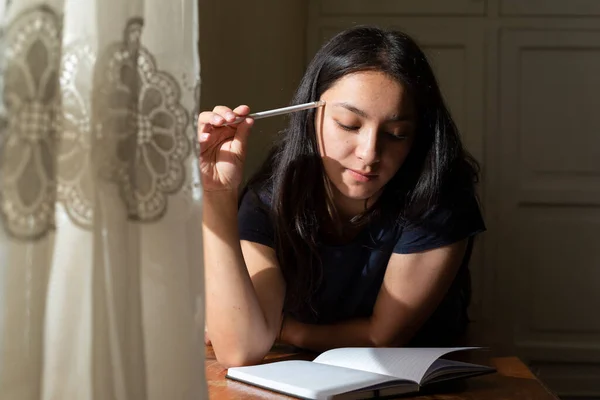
xmin=369 ymin=334 xmax=398 ymax=348
xmin=368 ymin=318 xmax=415 ymax=348
xmin=368 ymin=329 xmax=406 ymax=348
xmin=214 ymin=346 xmax=267 ymax=368
xmin=207 ymin=324 xmax=276 ymax=368
xmin=217 ymin=354 xmax=261 ymax=369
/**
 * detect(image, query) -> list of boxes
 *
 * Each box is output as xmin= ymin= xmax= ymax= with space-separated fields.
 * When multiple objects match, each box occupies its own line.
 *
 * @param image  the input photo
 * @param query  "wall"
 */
xmin=198 ymin=0 xmax=307 ymax=178
xmin=200 ymin=0 xmax=600 ymax=397
xmin=307 ymin=1 xmax=600 ymax=397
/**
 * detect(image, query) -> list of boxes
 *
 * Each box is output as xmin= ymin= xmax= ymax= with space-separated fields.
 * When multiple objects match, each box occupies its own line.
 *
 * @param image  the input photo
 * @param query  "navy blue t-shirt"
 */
xmin=238 ymin=185 xmax=485 ymax=346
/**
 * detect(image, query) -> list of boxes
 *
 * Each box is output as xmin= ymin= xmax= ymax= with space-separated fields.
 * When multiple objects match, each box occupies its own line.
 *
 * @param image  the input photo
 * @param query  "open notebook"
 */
xmin=227 ymin=347 xmax=495 ymax=400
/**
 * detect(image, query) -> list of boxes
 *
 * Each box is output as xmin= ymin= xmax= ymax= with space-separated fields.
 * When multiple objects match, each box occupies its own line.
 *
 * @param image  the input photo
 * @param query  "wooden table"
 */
xmin=205 ymin=345 xmax=559 ymax=399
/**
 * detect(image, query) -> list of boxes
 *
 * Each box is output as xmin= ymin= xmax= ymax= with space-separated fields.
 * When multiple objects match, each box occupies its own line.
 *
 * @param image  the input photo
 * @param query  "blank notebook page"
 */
xmin=228 ymin=360 xmax=397 ymax=399
xmin=313 ymin=347 xmax=477 ymax=383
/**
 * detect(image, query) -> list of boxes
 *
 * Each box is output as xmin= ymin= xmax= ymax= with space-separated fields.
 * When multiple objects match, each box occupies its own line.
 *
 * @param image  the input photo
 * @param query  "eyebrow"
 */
xmin=332 ymin=102 xmax=413 ymax=122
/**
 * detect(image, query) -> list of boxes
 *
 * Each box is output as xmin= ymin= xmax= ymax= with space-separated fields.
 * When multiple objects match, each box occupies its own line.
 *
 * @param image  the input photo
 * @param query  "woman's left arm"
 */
xmin=280 ymin=239 xmax=468 ymax=352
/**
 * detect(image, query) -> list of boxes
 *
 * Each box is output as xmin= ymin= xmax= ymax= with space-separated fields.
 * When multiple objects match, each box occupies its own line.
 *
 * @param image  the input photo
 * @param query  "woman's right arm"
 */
xmin=199 ymin=106 xmax=286 ymax=367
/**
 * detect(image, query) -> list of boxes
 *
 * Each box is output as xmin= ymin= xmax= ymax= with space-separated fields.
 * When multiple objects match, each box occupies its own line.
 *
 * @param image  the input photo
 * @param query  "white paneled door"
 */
xmin=495 ymin=27 xmax=600 ymax=395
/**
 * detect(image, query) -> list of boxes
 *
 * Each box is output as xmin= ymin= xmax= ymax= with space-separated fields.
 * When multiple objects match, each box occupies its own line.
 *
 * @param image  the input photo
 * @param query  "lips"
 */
xmin=347 ymin=168 xmax=377 ymax=182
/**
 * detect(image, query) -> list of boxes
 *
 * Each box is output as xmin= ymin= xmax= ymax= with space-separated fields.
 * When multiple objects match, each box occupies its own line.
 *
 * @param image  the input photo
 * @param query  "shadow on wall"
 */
xmin=198 ymin=0 xmax=308 ymax=180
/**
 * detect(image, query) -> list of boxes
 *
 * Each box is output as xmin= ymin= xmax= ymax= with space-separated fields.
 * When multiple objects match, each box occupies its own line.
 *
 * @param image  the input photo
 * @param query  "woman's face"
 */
xmin=315 ymin=70 xmax=416 ymax=217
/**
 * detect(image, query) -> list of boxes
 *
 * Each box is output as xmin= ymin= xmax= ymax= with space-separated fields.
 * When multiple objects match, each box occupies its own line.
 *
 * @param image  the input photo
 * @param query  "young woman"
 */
xmin=198 ymin=26 xmax=485 ymax=367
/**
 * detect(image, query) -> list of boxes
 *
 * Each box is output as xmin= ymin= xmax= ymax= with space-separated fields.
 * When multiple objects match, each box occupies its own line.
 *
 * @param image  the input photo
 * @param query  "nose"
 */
xmin=355 ymin=127 xmax=381 ymax=166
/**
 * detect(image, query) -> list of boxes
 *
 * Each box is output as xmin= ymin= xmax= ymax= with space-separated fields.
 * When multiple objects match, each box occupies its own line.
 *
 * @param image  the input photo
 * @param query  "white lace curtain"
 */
xmin=0 ymin=0 xmax=206 ymax=399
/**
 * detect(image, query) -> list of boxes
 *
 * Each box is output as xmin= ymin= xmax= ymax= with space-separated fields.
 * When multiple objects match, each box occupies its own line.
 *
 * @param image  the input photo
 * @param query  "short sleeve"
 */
xmin=238 ymin=188 xmax=275 ymax=248
xmin=393 ymin=192 xmax=486 ymax=254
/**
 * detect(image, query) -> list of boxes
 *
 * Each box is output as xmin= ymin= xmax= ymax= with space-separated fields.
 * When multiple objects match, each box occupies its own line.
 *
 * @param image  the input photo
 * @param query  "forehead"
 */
xmin=322 ymin=71 xmax=412 ymax=116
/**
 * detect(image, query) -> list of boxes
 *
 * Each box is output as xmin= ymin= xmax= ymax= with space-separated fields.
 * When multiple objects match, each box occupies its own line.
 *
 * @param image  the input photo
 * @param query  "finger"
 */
xmin=222 ymin=105 xmax=251 ymax=127
xmin=204 ymin=326 xmax=211 ymax=345
xmin=198 ymin=111 xmax=225 ymax=127
xmin=197 ymin=126 xmax=212 ymax=143
xmin=213 ymin=105 xmax=237 ymax=124
xmin=232 ymin=104 xmax=250 ymax=117
xmin=197 ymin=113 xmax=215 ymax=144
xmin=212 ymin=105 xmax=233 ymax=115
xmin=197 ymin=123 xmax=235 ymax=149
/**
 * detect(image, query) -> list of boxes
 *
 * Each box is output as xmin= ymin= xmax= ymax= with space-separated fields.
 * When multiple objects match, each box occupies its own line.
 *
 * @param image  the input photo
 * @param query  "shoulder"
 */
xmin=238 ymin=182 xmax=275 ymax=248
xmin=393 ymin=188 xmax=485 ymax=254
xmin=238 ymin=174 xmax=277 ymax=213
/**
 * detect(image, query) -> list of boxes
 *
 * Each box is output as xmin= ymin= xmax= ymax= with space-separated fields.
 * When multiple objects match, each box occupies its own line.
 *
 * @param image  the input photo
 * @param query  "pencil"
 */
xmin=223 ymin=100 xmax=325 ymax=126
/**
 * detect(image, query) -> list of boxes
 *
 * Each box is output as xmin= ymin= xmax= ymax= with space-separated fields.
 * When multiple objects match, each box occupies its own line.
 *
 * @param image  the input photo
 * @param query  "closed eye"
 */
xmin=336 ymin=121 xmax=360 ymax=131
xmin=337 ymin=121 xmax=409 ymax=140
xmin=385 ymin=132 xmax=408 ymax=141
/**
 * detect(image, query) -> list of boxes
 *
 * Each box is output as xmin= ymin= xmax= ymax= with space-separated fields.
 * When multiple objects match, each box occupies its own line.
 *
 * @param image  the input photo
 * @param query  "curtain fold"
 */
xmin=0 ymin=1 xmax=206 ymax=399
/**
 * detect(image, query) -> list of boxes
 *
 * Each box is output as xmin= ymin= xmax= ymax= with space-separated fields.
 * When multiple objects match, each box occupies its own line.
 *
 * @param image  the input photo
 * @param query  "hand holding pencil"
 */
xmin=197 ymin=101 xmax=325 ymax=193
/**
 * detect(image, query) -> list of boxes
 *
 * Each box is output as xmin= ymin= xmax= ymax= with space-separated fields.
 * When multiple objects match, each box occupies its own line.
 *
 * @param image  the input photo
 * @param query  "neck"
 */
xmin=331 ymin=187 xmax=382 ymax=221
xmin=335 ymin=198 xmax=368 ymax=222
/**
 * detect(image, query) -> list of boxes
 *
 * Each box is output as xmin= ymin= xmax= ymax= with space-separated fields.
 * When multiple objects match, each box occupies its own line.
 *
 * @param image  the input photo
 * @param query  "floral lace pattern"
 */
xmin=96 ymin=20 xmax=190 ymax=222
xmin=57 ymin=43 xmax=96 ymax=229
xmin=191 ymin=80 xmax=201 ymax=159
xmin=0 ymin=6 xmax=61 ymax=239
xmin=1 ymin=9 xmax=193 ymax=239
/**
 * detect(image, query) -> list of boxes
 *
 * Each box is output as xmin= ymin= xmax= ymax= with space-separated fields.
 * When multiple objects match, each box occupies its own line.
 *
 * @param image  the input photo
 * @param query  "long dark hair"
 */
xmin=243 ymin=26 xmax=479 ymax=315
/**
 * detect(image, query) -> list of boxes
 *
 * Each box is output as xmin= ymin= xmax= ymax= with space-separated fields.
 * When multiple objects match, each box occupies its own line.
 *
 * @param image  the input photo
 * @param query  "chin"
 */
xmin=347 ymin=192 xmax=373 ymax=200
xmin=330 ymin=178 xmax=385 ymax=203
xmin=338 ymin=188 xmax=379 ymax=201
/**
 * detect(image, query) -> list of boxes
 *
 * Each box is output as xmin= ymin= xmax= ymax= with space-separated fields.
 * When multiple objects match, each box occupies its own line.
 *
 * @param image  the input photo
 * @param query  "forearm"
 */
xmin=203 ymin=191 xmax=274 ymax=365
xmin=282 ymin=317 xmax=406 ymax=353
xmin=281 ymin=317 xmax=414 ymax=352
